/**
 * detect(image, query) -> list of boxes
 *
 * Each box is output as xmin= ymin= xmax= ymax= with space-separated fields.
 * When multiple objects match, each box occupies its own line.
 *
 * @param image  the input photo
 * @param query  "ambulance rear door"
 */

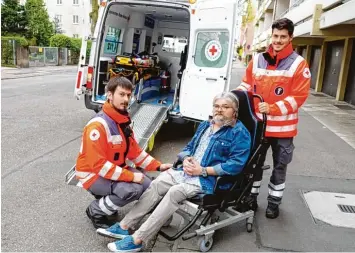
xmin=179 ymin=0 xmax=237 ymax=121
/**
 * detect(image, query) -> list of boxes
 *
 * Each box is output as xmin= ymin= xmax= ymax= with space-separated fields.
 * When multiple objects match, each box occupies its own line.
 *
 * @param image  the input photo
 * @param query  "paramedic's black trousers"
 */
xmin=251 ymin=137 xmax=294 ymax=205
xmin=87 ymin=167 xmax=151 ymax=218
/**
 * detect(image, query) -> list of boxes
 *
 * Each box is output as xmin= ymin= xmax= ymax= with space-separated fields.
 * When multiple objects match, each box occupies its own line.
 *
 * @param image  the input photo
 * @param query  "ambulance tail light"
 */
xmin=86 ymin=66 xmax=94 ymax=89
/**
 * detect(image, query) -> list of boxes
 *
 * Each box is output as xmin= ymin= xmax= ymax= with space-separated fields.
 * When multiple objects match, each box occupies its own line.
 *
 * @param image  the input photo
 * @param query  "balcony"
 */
xmin=281 ymin=0 xmax=355 ymax=37
xmin=256 ymin=0 xmax=274 ymax=22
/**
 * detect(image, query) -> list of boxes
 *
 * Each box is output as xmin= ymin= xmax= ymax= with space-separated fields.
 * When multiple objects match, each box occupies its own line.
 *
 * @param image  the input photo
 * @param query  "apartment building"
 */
xmin=19 ymin=0 xmax=92 ymax=38
xmin=251 ymin=0 xmax=355 ymax=106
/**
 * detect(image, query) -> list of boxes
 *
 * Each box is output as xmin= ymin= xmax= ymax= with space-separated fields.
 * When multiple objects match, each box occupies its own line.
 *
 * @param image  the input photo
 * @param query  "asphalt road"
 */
xmin=2 ymin=64 xmax=355 ymax=252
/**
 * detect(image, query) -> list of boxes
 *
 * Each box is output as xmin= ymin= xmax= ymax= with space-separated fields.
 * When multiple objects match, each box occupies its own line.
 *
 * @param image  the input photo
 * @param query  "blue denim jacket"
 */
xmin=177 ymin=120 xmax=251 ymax=194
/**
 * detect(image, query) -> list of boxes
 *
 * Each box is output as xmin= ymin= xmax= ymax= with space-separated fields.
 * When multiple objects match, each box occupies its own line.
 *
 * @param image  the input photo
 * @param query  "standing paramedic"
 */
xmin=235 ymin=18 xmax=311 ymax=219
xmin=75 ymin=76 xmax=172 ymax=229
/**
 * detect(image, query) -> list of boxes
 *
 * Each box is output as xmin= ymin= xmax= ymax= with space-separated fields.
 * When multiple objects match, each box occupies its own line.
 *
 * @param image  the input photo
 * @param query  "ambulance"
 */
xmin=72 ymin=0 xmax=238 ymax=163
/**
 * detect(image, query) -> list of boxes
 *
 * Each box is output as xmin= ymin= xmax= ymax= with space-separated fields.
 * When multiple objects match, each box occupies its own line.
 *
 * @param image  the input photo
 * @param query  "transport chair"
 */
xmin=157 ymin=90 xmax=270 ymax=252
xmin=65 ymin=90 xmax=269 ymax=252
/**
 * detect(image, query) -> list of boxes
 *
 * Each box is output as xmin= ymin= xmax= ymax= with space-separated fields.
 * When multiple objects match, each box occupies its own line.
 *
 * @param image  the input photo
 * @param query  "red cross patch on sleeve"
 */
xmin=89 ymin=129 xmax=100 ymax=141
xmin=303 ymin=68 xmax=311 ymax=78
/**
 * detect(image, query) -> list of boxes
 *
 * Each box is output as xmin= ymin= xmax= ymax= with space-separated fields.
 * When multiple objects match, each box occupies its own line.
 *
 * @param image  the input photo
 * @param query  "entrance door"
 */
xmin=344 ymin=39 xmax=355 ymax=105
xmin=310 ymin=46 xmax=321 ymax=89
xmin=179 ymin=0 xmax=237 ymax=121
xmin=322 ymin=40 xmax=344 ymax=97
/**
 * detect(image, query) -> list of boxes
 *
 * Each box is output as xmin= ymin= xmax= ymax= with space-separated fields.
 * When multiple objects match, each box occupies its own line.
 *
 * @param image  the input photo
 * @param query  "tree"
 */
xmin=1 ymin=0 xmax=28 ymax=36
xmin=53 ymin=16 xmax=63 ymax=35
xmin=25 ymin=0 xmax=54 ymax=46
xmin=89 ymin=0 xmax=99 ymax=35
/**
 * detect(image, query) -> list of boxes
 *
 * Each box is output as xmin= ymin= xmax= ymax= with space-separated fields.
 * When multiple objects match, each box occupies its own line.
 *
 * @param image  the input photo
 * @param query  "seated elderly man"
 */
xmin=97 ymin=91 xmax=251 ymax=252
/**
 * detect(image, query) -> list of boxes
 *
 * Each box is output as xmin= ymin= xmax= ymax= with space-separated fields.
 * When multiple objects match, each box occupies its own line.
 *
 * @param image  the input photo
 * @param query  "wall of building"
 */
xmin=251 ymin=0 xmax=355 ymax=105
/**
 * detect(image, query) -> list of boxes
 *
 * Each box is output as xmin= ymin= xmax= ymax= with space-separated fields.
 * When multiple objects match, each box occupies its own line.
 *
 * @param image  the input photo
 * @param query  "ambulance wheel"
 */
xmin=198 ymin=236 xmax=213 ymax=252
xmin=148 ymin=134 xmax=155 ymax=152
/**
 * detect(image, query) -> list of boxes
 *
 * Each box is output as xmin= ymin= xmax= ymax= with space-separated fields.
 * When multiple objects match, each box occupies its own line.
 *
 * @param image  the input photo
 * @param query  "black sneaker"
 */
xmin=265 ymin=202 xmax=279 ymax=219
xmin=86 ymin=207 xmax=115 ymax=229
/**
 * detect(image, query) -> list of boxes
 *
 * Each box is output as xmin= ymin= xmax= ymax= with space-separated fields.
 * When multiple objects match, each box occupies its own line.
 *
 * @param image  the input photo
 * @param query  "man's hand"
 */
xmin=133 ymin=172 xmax=144 ymax=184
xmin=159 ymin=163 xmax=173 ymax=172
xmin=183 ymin=157 xmax=195 ymax=170
xmin=258 ymin=102 xmax=270 ymax=114
xmin=184 ymin=158 xmax=203 ymax=176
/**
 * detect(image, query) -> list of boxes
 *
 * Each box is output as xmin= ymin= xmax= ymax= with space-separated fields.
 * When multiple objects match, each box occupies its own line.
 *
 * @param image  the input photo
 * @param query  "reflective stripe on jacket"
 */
xmin=236 ymin=43 xmax=311 ymax=138
xmin=75 ymin=102 xmax=161 ymax=189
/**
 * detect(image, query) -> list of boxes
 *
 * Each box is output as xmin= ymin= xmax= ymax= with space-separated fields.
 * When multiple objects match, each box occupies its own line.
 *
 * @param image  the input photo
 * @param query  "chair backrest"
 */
xmin=231 ymin=90 xmax=263 ymax=155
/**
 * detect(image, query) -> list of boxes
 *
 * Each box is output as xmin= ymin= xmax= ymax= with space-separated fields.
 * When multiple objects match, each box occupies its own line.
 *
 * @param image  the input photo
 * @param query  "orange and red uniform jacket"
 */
xmin=75 ymin=102 xmax=161 ymax=189
xmin=236 ymin=43 xmax=311 ymax=138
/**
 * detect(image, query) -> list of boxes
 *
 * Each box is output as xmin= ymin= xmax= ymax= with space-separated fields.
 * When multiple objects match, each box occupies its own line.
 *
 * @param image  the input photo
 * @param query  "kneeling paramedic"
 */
xmin=96 ymin=92 xmax=251 ymax=252
xmin=235 ymin=18 xmax=311 ymax=219
xmin=75 ymin=76 xmax=172 ymax=229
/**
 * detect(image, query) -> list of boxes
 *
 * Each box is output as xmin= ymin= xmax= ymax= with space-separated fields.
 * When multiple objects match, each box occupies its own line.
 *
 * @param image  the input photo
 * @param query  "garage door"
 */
xmin=309 ymin=46 xmax=321 ymax=89
xmin=300 ymin=46 xmax=307 ymax=59
xmin=322 ymin=40 xmax=344 ymax=97
xmin=344 ymin=39 xmax=355 ymax=105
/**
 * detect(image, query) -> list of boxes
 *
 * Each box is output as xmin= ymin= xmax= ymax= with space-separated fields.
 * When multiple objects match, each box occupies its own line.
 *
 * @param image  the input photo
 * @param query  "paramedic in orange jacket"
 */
xmin=235 ymin=18 xmax=311 ymax=219
xmin=75 ymin=76 xmax=172 ymax=229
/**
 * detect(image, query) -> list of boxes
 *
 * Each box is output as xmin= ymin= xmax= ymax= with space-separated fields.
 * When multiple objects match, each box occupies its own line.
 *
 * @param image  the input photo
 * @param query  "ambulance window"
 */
xmin=104 ymin=27 xmax=122 ymax=55
xmin=194 ymin=31 xmax=229 ymax=68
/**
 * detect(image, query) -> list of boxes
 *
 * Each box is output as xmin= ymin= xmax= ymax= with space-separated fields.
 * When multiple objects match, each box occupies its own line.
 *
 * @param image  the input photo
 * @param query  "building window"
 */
xmin=104 ymin=27 xmax=122 ymax=55
xmin=73 ymin=34 xmax=79 ymax=38
xmin=73 ymin=15 xmax=79 ymax=24
xmin=57 ymin=0 xmax=62 ymax=4
xmin=55 ymin=15 xmax=62 ymax=23
xmin=73 ymin=0 xmax=79 ymax=5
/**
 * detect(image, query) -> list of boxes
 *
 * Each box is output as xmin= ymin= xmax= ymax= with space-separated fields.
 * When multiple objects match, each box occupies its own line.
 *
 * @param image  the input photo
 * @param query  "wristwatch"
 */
xmin=201 ymin=167 xmax=208 ymax=177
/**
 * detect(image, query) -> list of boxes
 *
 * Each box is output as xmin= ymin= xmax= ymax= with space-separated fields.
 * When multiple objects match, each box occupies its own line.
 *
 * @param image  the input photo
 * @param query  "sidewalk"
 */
xmin=149 ymin=60 xmax=355 ymax=252
xmin=1 ymin=65 xmax=77 ymax=80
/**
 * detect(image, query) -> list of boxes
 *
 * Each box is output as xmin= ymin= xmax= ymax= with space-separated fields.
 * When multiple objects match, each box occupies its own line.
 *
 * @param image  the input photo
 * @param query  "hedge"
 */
xmin=1 ymin=36 xmax=29 ymax=66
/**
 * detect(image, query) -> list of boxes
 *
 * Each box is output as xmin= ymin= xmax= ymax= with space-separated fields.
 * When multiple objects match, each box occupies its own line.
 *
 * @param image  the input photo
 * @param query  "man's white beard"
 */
xmin=213 ymin=115 xmax=227 ymax=124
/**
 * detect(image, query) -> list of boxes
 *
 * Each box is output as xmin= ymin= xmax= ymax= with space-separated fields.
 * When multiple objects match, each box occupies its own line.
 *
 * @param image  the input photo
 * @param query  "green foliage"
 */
xmin=242 ymin=0 xmax=255 ymax=27
xmin=1 ymin=36 xmax=29 ymax=66
xmin=25 ymin=0 xmax=54 ymax=46
xmin=49 ymin=34 xmax=92 ymax=64
xmin=50 ymin=34 xmax=71 ymax=48
xmin=89 ymin=0 xmax=99 ymax=35
xmin=1 ymin=36 xmax=29 ymax=47
xmin=1 ymin=0 xmax=28 ymax=36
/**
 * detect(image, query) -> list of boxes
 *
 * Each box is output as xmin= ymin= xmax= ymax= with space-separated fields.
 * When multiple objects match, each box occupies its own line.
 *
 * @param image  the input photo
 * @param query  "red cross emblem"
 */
xmin=303 ymin=68 xmax=311 ymax=78
xmin=209 ymin=45 xmax=218 ymax=56
xmin=90 ymin=129 xmax=100 ymax=141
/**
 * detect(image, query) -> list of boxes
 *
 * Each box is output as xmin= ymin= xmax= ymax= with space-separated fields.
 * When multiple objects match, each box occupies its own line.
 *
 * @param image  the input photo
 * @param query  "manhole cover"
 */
xmin=311 ymin=93 xmax=327 ymax=97
xmin=303 ymin=191 xmax=355 ymax=229
xmin=334 ymin=104 xmax=355 ymax=110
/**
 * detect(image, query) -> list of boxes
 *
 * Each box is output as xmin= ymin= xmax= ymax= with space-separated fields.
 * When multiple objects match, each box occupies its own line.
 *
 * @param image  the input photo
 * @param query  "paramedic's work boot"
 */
xmin=96 ymin=222 xmax=130 ymax=239
xmin=86 ymin=207 xmax=115 ymax=229
xmin=265 ymin=202 xmax=279 ymax=219
xmin=108 ymin=236 xmax=142 ymax=252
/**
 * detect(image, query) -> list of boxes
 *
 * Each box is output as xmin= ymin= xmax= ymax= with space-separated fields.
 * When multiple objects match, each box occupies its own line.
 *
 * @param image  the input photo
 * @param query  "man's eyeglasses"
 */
xmin=213 ymin=104 xmax=233 ymax=111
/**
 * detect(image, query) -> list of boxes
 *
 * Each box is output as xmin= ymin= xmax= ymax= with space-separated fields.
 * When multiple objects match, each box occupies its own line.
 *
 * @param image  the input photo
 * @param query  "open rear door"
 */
xmin=179 ymin=0 xmax=237 ymax=121
xmin=74 ymin=37 xmax=88 ymax=100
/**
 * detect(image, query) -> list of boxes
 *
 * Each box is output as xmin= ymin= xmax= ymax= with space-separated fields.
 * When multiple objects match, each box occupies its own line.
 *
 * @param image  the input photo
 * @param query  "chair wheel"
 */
xmin=198 ymin=236 xmax=213 ymax=252
xmin=246 ymin=223 xmax=253 ymax=232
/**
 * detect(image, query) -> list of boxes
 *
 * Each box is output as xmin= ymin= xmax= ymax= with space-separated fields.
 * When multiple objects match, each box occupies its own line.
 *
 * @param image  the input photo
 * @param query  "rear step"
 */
xmin=65 ymin=102 xmax=169 ymax=186
xmin=130 ymin=103 xmax=169 ymax=150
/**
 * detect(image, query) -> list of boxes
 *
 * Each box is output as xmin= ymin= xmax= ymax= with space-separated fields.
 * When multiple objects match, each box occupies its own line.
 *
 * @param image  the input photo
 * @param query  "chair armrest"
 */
xmin=173 ymin=160 xmax=183 ymax=168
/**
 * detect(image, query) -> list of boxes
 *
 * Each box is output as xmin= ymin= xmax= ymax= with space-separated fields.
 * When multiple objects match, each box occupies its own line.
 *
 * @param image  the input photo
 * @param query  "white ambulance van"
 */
xmin=73 ymin=0 xmax=238 ymax=153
